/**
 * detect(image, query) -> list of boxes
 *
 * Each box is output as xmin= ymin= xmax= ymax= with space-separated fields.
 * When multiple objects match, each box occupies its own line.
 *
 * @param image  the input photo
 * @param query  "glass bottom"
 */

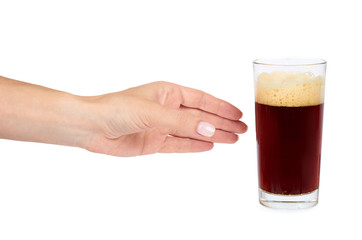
xmin=259 ymin=188 xmax=319 ymax=210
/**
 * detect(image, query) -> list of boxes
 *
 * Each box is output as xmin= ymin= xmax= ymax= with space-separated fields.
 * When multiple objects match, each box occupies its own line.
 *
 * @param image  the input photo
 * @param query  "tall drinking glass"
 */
xmin=253 ymin=58 xmax=326 ymax=209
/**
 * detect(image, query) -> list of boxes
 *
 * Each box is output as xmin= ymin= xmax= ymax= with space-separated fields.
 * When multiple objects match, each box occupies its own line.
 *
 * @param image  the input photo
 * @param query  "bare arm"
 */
xmin=0 ymin=76 xmax=94 ymax=147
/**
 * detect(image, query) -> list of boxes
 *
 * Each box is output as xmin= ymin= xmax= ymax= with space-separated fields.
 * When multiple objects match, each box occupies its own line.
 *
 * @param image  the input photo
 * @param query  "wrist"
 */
xmin=66 ymin=94 xmax=104 ymax=149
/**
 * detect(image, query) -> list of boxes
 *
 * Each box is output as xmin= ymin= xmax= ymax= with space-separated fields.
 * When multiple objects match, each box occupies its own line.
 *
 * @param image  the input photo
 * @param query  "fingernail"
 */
xmin=197 ymin=121 xmax=215 ymax=137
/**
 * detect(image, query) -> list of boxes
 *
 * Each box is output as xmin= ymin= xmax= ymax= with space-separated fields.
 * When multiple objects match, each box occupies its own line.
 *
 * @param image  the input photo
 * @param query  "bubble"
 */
xmin=255 ymin=72 xmax=325 ymax=107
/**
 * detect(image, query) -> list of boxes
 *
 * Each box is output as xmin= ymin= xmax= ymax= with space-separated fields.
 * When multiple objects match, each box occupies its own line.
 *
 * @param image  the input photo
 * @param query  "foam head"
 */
xmin=255 ymin=72 xmax=325 ymax=107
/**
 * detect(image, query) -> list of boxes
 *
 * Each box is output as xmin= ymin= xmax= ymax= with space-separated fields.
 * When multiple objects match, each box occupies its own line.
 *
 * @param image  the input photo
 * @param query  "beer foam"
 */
xmin=255 ymin=72 xmax=325 ymax=107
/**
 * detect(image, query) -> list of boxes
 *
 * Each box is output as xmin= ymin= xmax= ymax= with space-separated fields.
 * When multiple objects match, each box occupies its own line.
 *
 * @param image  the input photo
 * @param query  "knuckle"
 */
xmin=153 ymin=80 xmax=170 ymax=86
xmin=157 ymin=85 xmax=182 ymax=107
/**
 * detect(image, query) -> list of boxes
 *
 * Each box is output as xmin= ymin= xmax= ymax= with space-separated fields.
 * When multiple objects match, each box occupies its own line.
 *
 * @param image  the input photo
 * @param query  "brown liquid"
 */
xmin=255 ymin=102 xmax=324 ymax=195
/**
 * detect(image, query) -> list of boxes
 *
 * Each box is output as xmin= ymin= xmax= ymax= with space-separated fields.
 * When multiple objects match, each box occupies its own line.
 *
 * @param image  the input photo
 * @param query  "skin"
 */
xmin=0 ymin=76 xmax=247 ymax=157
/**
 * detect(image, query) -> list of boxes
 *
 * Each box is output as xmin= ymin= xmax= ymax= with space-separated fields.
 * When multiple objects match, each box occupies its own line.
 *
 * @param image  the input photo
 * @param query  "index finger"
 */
xmin=178 ymin=85 xmax=243 ymax=120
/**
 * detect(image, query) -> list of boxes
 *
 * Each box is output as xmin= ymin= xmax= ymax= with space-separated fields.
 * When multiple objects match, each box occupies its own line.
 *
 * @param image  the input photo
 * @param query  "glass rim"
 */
xmin=253 ymin=58 xmax=326 ymax=67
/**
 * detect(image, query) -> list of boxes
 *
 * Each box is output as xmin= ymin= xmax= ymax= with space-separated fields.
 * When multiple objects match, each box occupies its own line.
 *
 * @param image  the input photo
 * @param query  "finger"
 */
xmin=178 ymin=85 xmax=243 ymax=120
xmin=170 ymin=129 xmax=239 ymax=144
xmin=149 ymin=104 xmax=238 ymax=140
xmin=150 ymin=105 xmax=216 ymax=138
xmin=158 ymin=136 xmax=214 ymax=153
xmin=179 ymin=106 xmax=247 ymax=134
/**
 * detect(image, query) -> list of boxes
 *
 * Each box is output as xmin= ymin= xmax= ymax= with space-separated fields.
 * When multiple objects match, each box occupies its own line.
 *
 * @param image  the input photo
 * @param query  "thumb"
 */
xmin=148 ymin=105 xmax=216 ymax=138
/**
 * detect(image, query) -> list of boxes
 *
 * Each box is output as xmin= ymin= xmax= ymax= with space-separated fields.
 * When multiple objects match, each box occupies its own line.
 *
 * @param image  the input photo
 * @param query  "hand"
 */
xmin=82 ymin=81 xmax=247 ymax=157
xmin=0 ymin=77 xmax=247 ymax=157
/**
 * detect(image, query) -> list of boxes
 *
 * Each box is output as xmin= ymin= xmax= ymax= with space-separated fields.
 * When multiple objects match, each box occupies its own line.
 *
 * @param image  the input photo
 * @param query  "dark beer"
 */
xmin=255 ymin=102 xmax=324 ymax=195
xmin=254 ymin=60 xmax=326 ymax=209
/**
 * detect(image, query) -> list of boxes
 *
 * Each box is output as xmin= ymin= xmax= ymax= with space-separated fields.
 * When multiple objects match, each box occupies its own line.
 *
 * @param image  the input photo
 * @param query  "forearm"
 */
xmin=0 ymin=76 xmax=95 ymax=148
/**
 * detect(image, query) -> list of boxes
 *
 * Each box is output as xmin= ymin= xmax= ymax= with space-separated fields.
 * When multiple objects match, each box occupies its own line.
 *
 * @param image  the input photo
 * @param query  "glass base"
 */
xmin=259 ymin=189 xmax=319 ymax=210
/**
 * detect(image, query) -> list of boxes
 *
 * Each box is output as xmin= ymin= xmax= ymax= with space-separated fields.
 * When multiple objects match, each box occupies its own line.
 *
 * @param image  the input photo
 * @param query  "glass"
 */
xmin=253 ymin=58 xmax=326 ymax=209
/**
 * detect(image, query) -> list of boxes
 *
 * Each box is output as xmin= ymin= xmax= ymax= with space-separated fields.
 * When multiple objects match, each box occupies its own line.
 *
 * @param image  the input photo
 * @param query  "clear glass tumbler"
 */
xmin=253 ymin=58 xmax=326 ymax=209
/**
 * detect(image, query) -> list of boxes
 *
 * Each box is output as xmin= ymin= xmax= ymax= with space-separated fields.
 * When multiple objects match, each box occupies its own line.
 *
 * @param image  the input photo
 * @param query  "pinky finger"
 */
xmin=158 ymin=136 xmax=214 ymax=153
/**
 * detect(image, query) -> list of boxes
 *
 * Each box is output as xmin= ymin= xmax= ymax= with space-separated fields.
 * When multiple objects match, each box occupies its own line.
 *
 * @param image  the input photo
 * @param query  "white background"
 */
xmin=1 ymin=0 xmax=361 ymax=239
